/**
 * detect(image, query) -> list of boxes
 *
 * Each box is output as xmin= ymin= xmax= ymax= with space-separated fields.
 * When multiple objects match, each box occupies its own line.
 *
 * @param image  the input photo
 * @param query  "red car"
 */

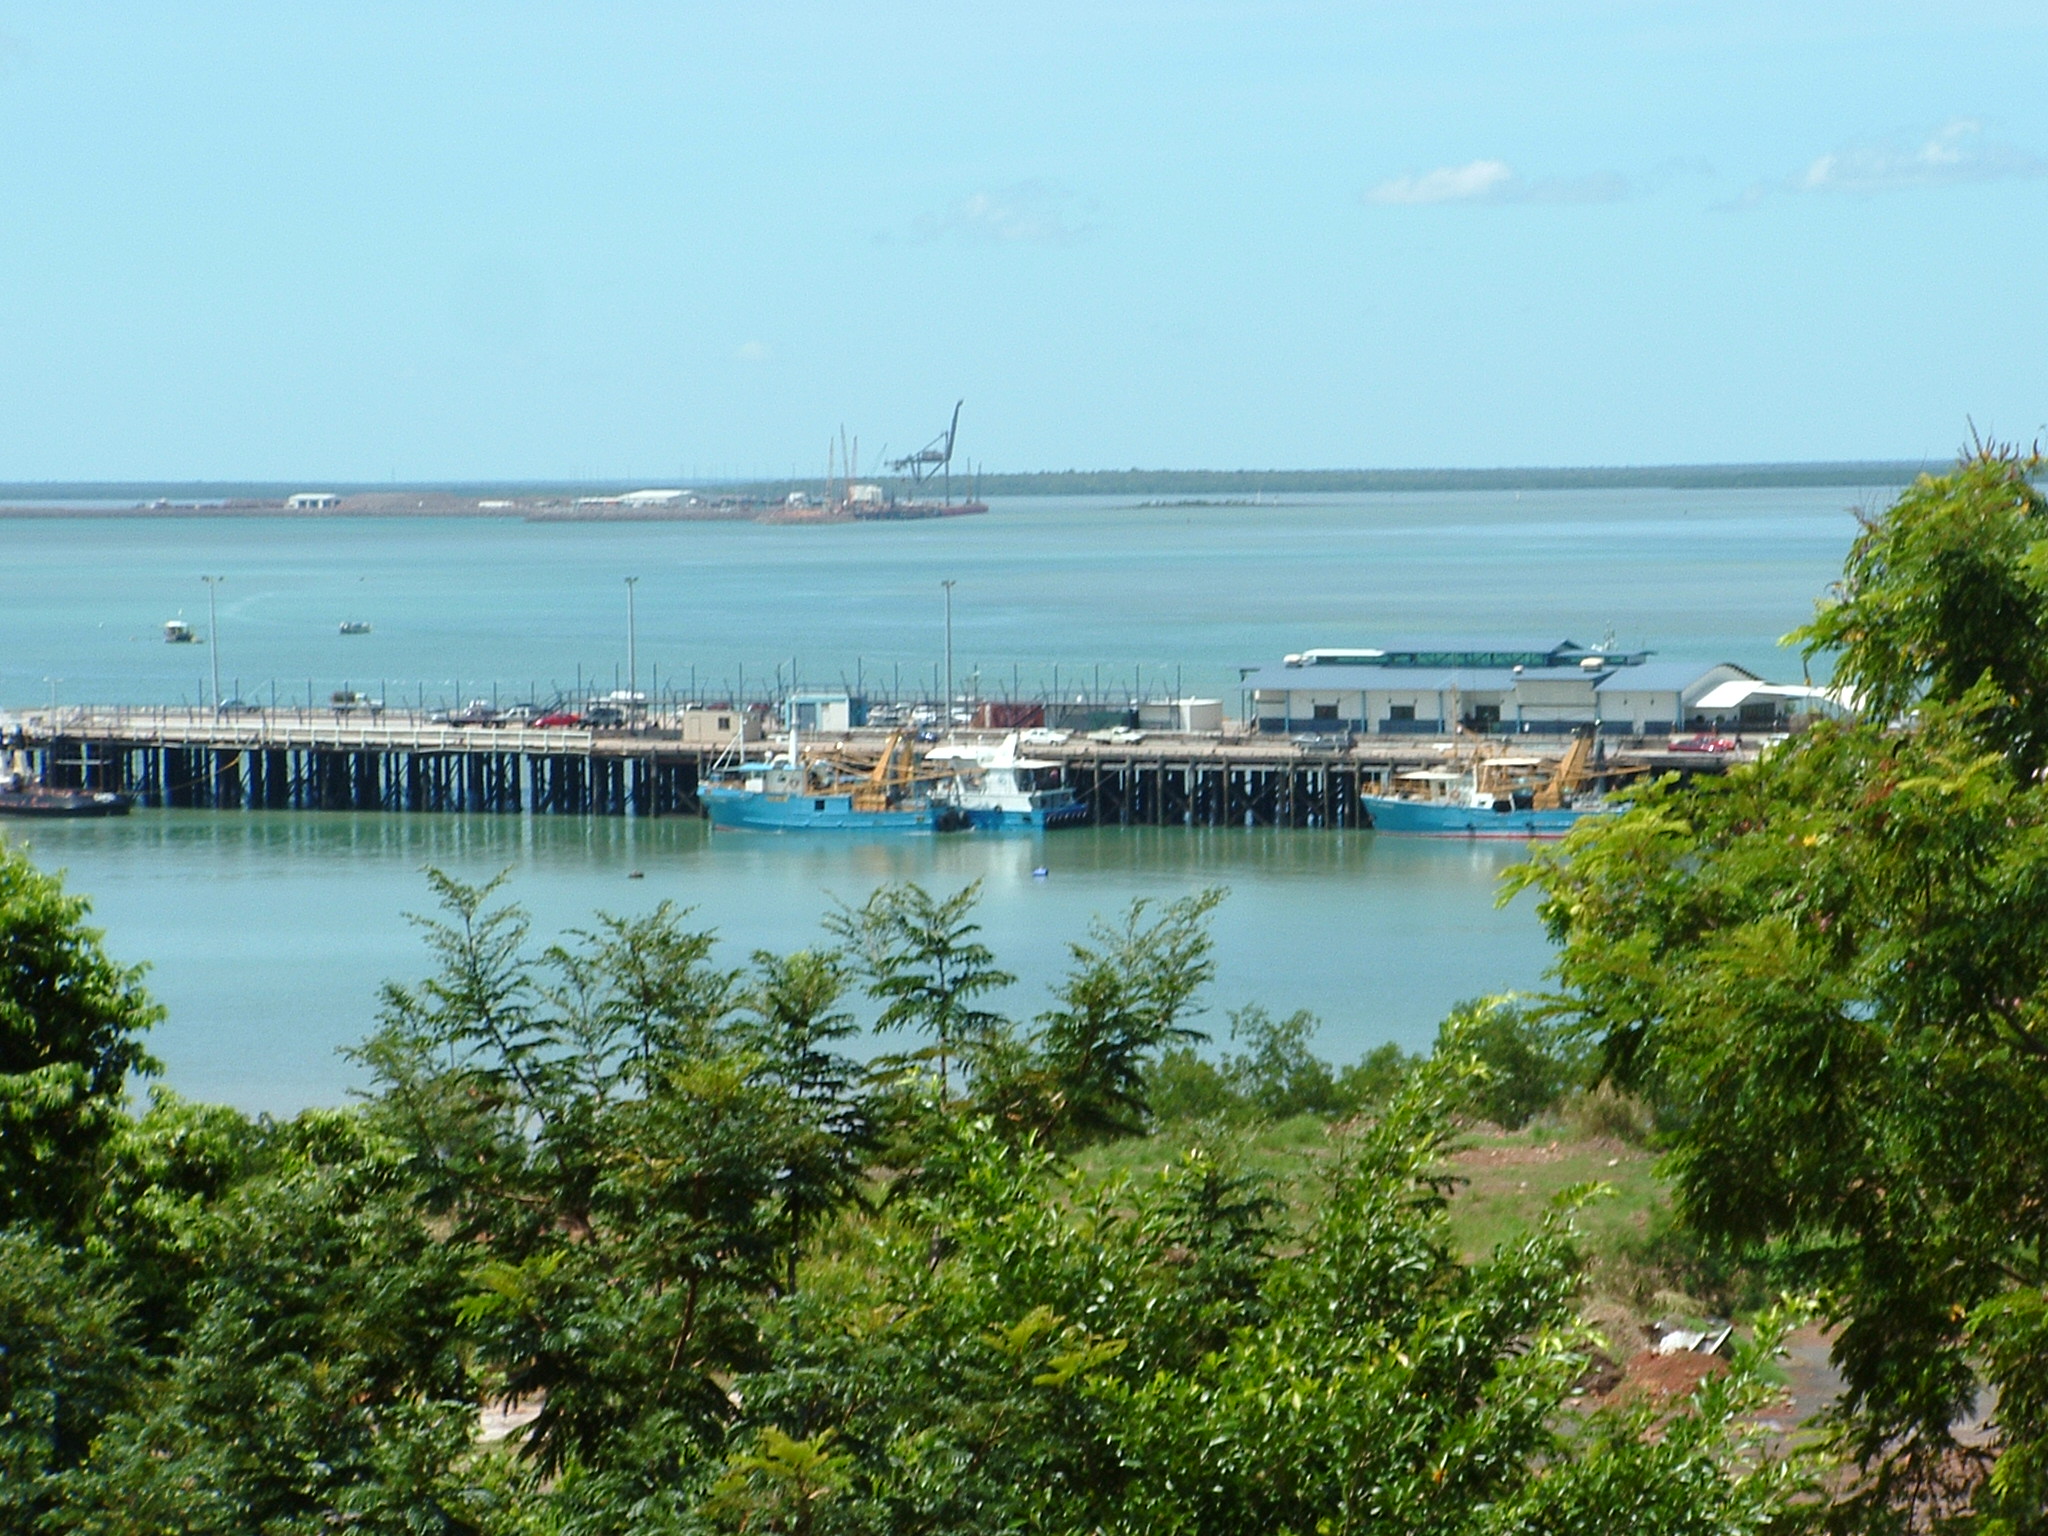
xmin=1668 ymin=734 xmax=1738 ymax=753
xmin=534 ymin=711 xmax=584 ymax=728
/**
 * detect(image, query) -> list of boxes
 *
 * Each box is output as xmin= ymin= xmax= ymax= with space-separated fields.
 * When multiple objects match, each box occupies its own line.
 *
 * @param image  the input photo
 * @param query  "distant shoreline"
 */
xmin=0 ymin=461 xmax=1942 ymax=518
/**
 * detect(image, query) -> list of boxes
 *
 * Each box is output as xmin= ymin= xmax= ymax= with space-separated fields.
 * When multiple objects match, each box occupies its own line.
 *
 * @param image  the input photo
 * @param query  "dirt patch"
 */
xmin=1451 ymin=1141 xmax=1569 ymax=1168
xmin=1606 ymin=1348 xmax=1730 ymax=1405
xmin=1449 ymin=1135 xmax=1645 ymax=1169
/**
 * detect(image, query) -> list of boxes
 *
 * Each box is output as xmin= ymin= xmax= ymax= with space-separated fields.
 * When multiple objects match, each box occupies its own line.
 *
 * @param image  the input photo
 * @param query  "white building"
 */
xmin=784 ymin=692 xmax=858 ymax=732
xmin=285 ymin=492 xmax=341 ymax=510
xmin=1240 ymin=640 xmax=1789 ymax=736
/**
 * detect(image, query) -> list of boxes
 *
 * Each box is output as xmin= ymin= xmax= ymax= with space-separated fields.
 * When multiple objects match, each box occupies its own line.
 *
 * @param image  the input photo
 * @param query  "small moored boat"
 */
xmin=0 ymin=779 xmax=132 ymax=818
xmin=701 ymin=728 xmax=954 ymax=833
xmin=1360 ymin=736 xmax=1639 ymax=839
xmin=927 ymin=733 xmax=1087 ymax=830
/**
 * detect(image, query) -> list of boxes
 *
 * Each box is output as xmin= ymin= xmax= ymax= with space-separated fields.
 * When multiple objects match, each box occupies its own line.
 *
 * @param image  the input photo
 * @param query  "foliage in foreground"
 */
xmin=0 ymin=840 xmax=1810 ymax=1534
xmin=1517 ymin=447 xmax=2048 ymax=1532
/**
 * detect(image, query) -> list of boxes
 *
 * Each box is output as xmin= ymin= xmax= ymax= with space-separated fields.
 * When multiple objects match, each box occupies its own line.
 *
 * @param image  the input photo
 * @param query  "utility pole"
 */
xmin=941 ymin=579 xmax=955 ymax=729
xmin=624 ymin=576 xmax=639 ymax=700
xmin=202 ymin=576 xmax=224 ymax=711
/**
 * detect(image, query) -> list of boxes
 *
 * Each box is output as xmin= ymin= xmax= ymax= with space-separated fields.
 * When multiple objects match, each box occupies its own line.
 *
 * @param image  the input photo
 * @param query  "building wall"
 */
xmin=676 ymin=709 xmax=762 ymax=745
xmin=1589 ymin=688 xmax=1681 ymax=733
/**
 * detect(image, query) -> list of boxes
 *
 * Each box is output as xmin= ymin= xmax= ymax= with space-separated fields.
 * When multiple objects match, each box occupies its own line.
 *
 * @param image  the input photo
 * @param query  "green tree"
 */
xmin=712 ymin=1060 xmax=1809 ymax=1536
xmin=1516 ymin=447 xmax=2048 ymax=1529
xmin=1437 ymin=995 xmax=1581 ymax=1131
xmin=356 ymin=873 xmax=813 ymax=1481
xmin=827 ymin=881 xmax=1013 ymax=1096
xmin=1026 ymin=890 xmax=1223 ymax=1145
xmin=0 ymin=1230 xmax=137 ymax=1532
xmin=0 ymin=842 xmax=159 ymax=1238
xmin=743 ymin=947 xmax=871 ymax=1292
xmin=1223 ymin=1004 xmax=1344 ymax=1119
xmin=51 ymin=1110 xmax=482 ymax=1536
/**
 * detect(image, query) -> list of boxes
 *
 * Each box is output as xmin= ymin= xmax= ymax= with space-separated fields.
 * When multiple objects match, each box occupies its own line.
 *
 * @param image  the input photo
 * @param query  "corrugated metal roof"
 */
xmin=1593 ymin=662 xmax=1755 ymax=692
xmin=1242 ymin=665 xmax=1571 ymax=692
xmin=1245 ymin=660 xmax=1765 ymax=694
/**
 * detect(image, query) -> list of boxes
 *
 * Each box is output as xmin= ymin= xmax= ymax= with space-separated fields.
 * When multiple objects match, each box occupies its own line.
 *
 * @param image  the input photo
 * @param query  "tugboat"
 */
xmin=1360 ymin=734 xmax=1638 ymax=839
xmin=927 ymin=733 xmax=1087 ymax=830
xmin=701 ymin=728 xmax=958 ymax=832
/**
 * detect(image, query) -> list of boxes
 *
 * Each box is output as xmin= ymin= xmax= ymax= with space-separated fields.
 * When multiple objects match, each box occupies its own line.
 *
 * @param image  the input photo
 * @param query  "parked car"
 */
xmin=447 ymin=700 xmax=499 ymax=726
xmin=215 ymin=699 xmax=264 ymax=715
xmin=534 ymin=711 xmax=583 ymax=728
xmin=495 ymin=703 xmax=543 ymax=726
xmin=582 ymin=704 xmax=628 ymax=728
xmin=1669 ymin=734 xmax=1738 ymax=753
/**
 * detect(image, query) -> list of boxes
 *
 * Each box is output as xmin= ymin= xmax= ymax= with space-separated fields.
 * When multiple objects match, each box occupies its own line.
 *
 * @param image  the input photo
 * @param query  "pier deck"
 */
xmin=5 ymin=708 xmax=1724 ymax=829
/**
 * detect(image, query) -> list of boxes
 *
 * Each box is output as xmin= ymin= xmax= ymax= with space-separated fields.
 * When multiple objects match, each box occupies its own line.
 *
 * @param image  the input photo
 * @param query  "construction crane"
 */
xmin=888 ymin=401 xmax=964 ymax=502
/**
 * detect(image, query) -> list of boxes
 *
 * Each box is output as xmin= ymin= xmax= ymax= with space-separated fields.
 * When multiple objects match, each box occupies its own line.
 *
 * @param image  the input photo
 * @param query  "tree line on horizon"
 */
xmin=0 ymin=458 xmax=1942 ymax=506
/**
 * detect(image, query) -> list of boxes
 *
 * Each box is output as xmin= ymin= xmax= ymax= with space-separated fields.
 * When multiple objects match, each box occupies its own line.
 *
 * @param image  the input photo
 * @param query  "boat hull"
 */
xmin=954 ymin=798 xmax=1089 ymax=831
xmin=701 ymin=785 xmax=934 ymax=833
xmin=1361 ymin=794 xmax=1597 ymax=839
xmin=0 ymin=789 xmax=132 ymax=819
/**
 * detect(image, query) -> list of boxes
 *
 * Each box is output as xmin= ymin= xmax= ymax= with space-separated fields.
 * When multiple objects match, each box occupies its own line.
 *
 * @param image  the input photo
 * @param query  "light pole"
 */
xmin=624 ymin=576 xmax=639 ymax=702
xmin=202 ymin=576 xmax=224 ymax=712
xmin=941 ymin=579 xmax=955 ymax=728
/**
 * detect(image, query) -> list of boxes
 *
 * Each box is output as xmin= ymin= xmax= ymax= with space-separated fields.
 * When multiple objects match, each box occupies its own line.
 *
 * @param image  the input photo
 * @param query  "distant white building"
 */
xmin=285 ymin=492 xmax=341 ymax=510
xmin=619 ymin=488 xmax=688 ymax=506
xmin=1239 ymin=638 xmax=1820 ymax=736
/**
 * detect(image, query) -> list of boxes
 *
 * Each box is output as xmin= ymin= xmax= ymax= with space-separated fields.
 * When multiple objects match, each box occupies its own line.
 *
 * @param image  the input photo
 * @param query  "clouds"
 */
xmin=1765 ymin=119 xmax=2048 ymax=199
xmin=1365 ymin=160 xmax=1636 ymax=207
xmin=911 ymin=180 xmax=1097 ymax=244
xmin=1367 ymin=159 xmax=1512 ymax=205
xmin=1369 ymin=123 xmax=2045 ymax=215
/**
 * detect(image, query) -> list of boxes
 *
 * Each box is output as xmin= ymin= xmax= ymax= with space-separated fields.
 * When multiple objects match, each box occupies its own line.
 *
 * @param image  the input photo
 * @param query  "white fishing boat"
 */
xmin=928 ymin=733 xmax=1087 ymax=830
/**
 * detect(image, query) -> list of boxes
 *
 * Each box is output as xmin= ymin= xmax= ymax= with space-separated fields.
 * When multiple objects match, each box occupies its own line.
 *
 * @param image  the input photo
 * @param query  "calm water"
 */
xmin=0 ymin=488 xmax=1866 ymax=711
xmin=0 ymin=487 xmax=1876 ymax=1111
xmin=9 ymin=814 xmax=1542 ymax=1113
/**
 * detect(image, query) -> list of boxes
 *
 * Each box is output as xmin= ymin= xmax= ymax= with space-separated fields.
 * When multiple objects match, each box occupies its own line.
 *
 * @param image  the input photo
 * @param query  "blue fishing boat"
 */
xmin=1361 ymin=738 xmax=1627 ymax=839
xmin=701 ymin=729 xmax=951 ymax=833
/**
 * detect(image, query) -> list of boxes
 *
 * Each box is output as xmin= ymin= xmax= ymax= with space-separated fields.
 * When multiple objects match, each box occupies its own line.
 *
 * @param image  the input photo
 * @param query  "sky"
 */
xmin=0 ymin=2 xmax=2042 ymax=478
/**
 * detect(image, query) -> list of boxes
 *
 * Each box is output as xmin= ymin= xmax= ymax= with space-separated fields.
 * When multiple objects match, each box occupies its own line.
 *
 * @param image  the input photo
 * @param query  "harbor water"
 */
xmin=0 ymin=486 xmax=1877 ymax=1110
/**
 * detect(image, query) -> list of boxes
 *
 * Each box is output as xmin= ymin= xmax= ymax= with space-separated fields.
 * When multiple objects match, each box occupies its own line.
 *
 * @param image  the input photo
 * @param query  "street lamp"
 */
xmin=624 ymin=576 xmax=639 ymax=703
xmin=941 ymin=579 xmax=955 ymax=729
xmin=201 ymin=576 xmax=224 ymax=712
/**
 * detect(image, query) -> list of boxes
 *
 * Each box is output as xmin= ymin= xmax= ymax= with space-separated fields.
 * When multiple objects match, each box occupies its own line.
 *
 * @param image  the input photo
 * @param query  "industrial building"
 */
xmin=1240 ymin=638 xmax=1832 ymax=736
